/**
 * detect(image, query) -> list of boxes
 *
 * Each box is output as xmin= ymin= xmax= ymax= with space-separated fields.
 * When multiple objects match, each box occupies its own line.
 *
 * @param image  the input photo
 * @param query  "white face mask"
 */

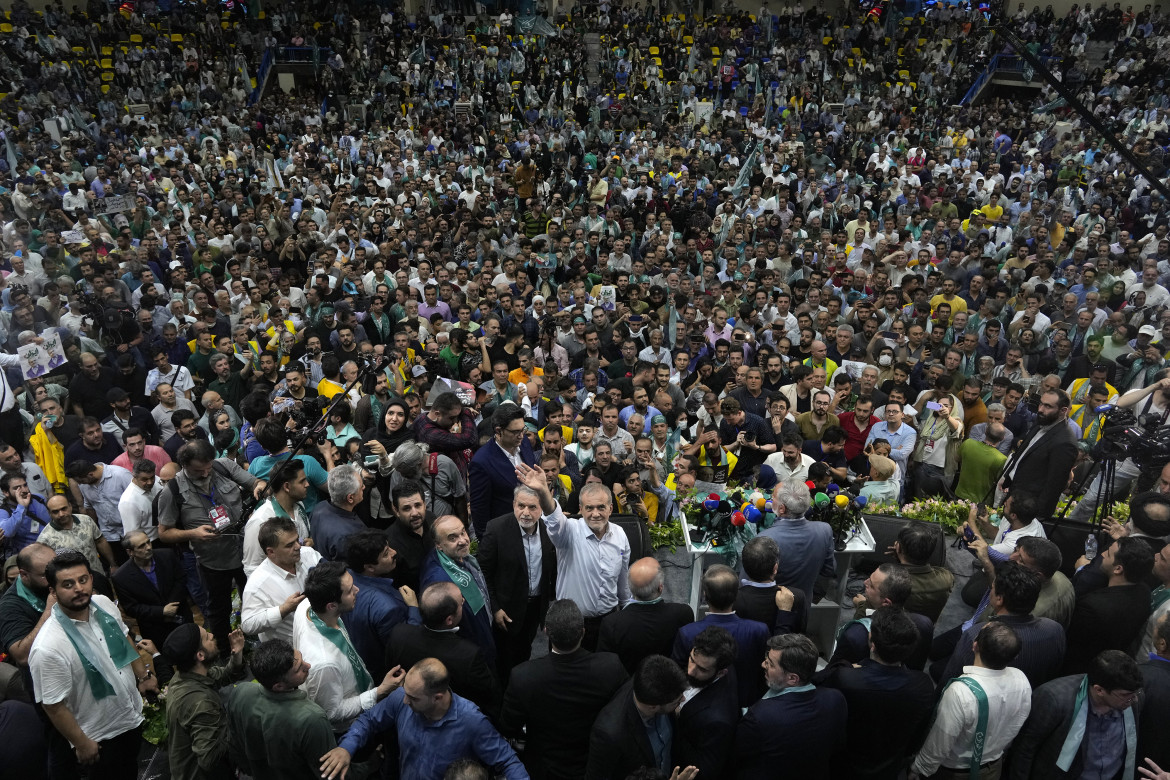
xmin=879 ymin=354 xmax=893 ymax=366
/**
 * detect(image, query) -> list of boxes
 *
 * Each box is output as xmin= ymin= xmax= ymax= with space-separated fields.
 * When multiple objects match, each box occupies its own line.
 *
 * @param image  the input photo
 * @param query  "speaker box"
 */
xmin=1042 ymin=517 xmax=1096 ymax=578
xmin=610 ymin=514 xmax=652 ymax=563
xmin=853 ymin=515 xmax=947 ymax=574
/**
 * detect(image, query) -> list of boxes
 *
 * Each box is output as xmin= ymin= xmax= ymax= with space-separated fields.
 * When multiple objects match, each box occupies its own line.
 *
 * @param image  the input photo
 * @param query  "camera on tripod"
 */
xmin=1095 ymin=405 xmax=1170 ymax=463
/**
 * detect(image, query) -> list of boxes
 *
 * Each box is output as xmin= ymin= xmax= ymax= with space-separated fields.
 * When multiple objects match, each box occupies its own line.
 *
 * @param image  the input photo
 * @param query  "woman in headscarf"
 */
xmin=362 ymin=396 xmax=413 ymax=523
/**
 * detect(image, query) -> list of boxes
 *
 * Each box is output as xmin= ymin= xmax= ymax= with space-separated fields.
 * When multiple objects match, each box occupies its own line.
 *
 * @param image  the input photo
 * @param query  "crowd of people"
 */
xmin=1 ymin=0 xmax=1170 ymax=777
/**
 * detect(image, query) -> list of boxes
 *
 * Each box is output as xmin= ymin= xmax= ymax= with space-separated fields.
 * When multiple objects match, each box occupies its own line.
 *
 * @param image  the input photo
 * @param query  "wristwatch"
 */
xmin=136 ymin=669 xmax=154 ymax=683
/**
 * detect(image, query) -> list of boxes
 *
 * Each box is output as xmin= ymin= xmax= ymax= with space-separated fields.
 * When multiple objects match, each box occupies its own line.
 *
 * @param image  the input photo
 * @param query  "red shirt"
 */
xmin=839 ymin=411 xmax=877 ymax=462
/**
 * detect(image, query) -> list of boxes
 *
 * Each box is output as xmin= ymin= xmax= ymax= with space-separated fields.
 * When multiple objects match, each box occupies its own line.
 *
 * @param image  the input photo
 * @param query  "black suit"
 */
xmin=1000 ymin=419 xmax=1079 ymax=518
xmin=585 ymin=679 xmax=665 ymax=780
xmin=734 ymin=686 xmax=848 ymax=779
xmin=477 ymin=512 xmax=557 ymax=677
xmin=500 ymin=648 xmax=628 ymax=780
xmin=1138 ymin=655 xmax=1170 ymax=770
xmin=110 ymin=549 xmax=191 ymax=645
xmin=674 ymin=669 xmax=741 ymax=780
xmin=1063 ymin=581 xmax=1151 ymax=675
xmin=597 ymin=601 xmax=694 ymax=673
xmin=734 ymin=583 xmax=809 ymax=635
xmin=815 ymin=659 xmax=936 ymax=780
xmin=385 ymin=623 xmax=501 ymax=720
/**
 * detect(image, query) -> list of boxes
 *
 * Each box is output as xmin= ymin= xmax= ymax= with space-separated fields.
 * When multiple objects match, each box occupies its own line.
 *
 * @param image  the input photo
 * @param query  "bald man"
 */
xmin=596 ymin=557 xmax=695 ymax=673
xmin=196 ymin=391 xmax=241 ymax=436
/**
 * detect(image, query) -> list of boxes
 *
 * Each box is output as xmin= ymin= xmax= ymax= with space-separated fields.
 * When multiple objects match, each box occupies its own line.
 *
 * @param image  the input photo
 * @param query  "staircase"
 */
xmin=584 ymin=31 xmax=602 ymax=86
xmin=1080 ymin=40 xmax=1114 ymax=73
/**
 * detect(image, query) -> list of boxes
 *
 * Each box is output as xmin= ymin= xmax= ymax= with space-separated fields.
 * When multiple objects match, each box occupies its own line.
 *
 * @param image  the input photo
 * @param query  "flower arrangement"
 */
xmin=142 ymin=688 xmax=168 ymax=746
xmin=868 ymin=497 xmax=974 ymax=533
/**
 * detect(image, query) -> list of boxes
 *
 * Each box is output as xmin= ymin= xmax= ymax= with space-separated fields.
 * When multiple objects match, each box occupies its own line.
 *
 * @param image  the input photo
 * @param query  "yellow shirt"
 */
xmin=930 ymin=293 xmax=967 ymax=323
xmin=510 ymin=366 xmax=544 ymax=386
xmin=317 ymin=378 xmax=345 ymax=403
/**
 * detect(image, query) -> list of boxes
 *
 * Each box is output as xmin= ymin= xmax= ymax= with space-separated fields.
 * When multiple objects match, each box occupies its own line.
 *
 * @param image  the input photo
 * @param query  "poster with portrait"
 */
xmin=18 ymin=335 xmax=66 ymax=380
xmin=599 ymin=285 xmax=618 ymax=311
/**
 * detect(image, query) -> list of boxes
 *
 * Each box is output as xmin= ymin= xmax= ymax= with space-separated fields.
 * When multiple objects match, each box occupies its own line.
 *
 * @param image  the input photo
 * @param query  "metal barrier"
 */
xmin=960 ymin=52 xmax=1061 ymax=105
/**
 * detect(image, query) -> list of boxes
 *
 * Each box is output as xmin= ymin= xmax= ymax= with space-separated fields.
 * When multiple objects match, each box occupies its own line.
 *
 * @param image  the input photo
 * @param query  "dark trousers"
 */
xmin=180 ymin=547 xmax=211 ymax=613
xmin=582 ymin=607 xmax=617 ymax=653
xmin=48 ymin=724 xmax=142 ymax=780
xmin=0 ymin=406 xmax=24 ymax=452
xmin=495 ymin=597 xmax=543 ymax=679
xmin=198 ymin=564 xmax=247 ymax=652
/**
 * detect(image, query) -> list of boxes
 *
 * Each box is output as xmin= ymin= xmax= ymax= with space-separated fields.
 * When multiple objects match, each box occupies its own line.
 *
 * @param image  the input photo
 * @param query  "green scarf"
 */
xmin=14 ymin=577 xmax=46 ymax=613
xmin=437 ymin=550 xmax=485 ymax=614
xmin=1056 ymin=675 xmax=1137 ymax=778
xmin=307 ymin=610 xmax=373 ymax=693
xmin=53 ymin=602 xmax=138 ymax=700
xmin=1153 ymin=585 xmax=1170 ymax=612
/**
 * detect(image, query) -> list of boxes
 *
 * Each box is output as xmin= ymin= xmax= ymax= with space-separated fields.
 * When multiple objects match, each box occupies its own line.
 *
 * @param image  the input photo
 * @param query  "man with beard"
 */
xmin=29 ymin=550 xmax=160 ymax=779
xmin=673 ymin=626 xmax=742 ymax=779
xmin=413 ymin=391 xmax=480 ymax=481
xmin=0 ymin=543 xmax=57 ymax=674
xmin=997 ymin=388 xmax=1079 ymax=519
xmin=101 ymin=388 xmax=160 ymax=445
xmin=160 ymin=623 xmax=248 ymax=780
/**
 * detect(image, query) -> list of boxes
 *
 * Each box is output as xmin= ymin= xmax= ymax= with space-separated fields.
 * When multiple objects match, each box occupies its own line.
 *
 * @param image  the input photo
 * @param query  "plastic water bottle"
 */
xmin=1084 ymin=534 xmax=1098 ymax=561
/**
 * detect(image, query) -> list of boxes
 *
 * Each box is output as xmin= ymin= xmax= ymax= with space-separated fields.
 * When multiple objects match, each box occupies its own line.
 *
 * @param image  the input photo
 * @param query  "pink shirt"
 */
xmin=111 ymin=445 xmax=172 ymax=473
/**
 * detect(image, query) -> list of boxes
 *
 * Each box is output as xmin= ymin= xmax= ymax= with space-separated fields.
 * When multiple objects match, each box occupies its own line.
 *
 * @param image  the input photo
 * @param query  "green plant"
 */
xmin=142 ymin=695 xmax=168 ymax=746
xmin=649 ymin=517 xmax=685 ymax=552
xmin=867 ymin=498 xmax=974 ymax=533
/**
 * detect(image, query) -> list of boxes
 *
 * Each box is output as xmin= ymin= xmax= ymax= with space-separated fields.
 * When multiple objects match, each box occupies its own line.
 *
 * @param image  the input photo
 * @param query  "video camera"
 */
xmin=1095 ymin=404 xmax=1170 ymax=466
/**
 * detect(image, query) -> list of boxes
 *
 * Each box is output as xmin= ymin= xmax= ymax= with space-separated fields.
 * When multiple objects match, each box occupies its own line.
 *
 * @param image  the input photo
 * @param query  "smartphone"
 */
xmin=880 ymin=331 xmax=899 ymax=339
xmin=963 ymin=526 xmax=976 ymax=543
xmin=926 ymin=401 xmax=943 ymax=411
xmin=976 ymin=503 xmax=987 ymax=518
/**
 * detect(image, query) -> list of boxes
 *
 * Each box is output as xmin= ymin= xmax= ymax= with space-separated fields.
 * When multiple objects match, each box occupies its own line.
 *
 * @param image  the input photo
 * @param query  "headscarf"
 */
xmin=364 ymin=396 xmax=412 ymax=453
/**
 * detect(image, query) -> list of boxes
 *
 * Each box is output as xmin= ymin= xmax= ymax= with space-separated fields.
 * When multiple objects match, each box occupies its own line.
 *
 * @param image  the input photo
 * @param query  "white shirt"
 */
xmin=763 ymin=452 xmax=815 ymax=483
xmin=912 ymin=665 xmax=1032 ymax=776
xmin=145 ymin=364 xmax=195 ymax=397
xmin=292 ymin=599 xmax=378 ymax=731
xmin=241 ymin=547 xmax=323 ymax=643
xmin=118 ymin=478 xmax=163 ymax=540
xmin=79 ymin=465 xmax=133 ymax=542
xmin=990 ymin=517 xmax=1048 ymax=557
xmin=542 ymin=502 xmax=631 ymax=618
xmin=29 ymin=594 xmax=144 ymax=744
xmin=242 ymin=498 xmax=312 ymax=576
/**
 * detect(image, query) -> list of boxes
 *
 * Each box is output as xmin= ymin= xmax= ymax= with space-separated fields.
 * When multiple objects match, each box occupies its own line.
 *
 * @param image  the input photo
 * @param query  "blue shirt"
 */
xmin=619 ymin=404 xmax=662 ymax=434
xmin=248 ymin=453 xmax=329 ymax=514
xmin=756 ymin=518 xmax=837 ymax=602
xmin=0 ymin=498 xmax=51 ymax=555
xmin=865 ymin=421 xmax=917 ymax=467
xmin=339 ymin=689 xmax=527 ymax=780
xmin=310 ymin=502 xmax=367 ymax=562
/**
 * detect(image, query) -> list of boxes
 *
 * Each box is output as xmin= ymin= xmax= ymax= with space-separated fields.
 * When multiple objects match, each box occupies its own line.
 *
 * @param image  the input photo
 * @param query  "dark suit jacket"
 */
xmin=814 ymin=659 xmax=936 ymax=780
xmin=385 ymin=623 xmax=501 ymax=720
xmin=500 ymin=648 xmax=628 ymax=780
xmin=419 ymin=549 xmax=497 ymax=667
xmin=468 ymin=438 xmax=537 ymax=534
xmin=477 ymin=512 xmax=557 ymax=633
xmin=110 ymin=549 xmax=191 ymax=644
xmin=734 ymin=686 xmax=847 ymax=779
xmin=598 ymin=601 xmax=695 ymax=674
xmin=672 ymin=612 xmax=770 ymax=708
xmin=585 ymin=679 xmax=663 ymax=780
xmin=1001 ymin=419 xmax=1078 ymax=518
xmin=734 ymin=583 xmax=809 ymax=635
xmin=1010 ymin=672 xmax=1145 ymax=779
xmin=1063 ymin=581 xmax=1151 ymax=675
xmin=1138 ymin=655 xmax=1170 ymax=770
xmin=940 ymin=613 xmax=1066 ymax=690
xmin=674 ymin=668 xmax=741 ymax=779
xmin=832 ymin=610 xmax=934 ymax=671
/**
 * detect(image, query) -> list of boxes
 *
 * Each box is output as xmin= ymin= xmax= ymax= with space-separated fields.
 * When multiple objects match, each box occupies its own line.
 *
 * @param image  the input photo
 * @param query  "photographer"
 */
xmin=1069 ymin=371 xmax=1170 ymax=524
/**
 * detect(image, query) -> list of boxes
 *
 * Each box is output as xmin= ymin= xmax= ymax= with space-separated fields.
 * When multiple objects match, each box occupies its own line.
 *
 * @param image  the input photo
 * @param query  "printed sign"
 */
xmin=18 ymin=334 xmax=66 ymax=380
xmin=95 ymin=194 xmax=136 ymax=215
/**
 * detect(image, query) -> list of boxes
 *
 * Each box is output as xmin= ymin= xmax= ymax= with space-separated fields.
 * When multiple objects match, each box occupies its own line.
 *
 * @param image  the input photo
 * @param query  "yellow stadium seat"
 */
xmin=100 ymin=58 xmax=112 ymax=68
xmin=910 ymin=82 xmax=917 ymax=90
xmin=258 ymin=10 xmax=265 ymax=17
xmin=653 ymin=57 xmax=661 ymax=65
xmin=101 ymin=72 xmax=113 ymax=81
xmin=101 ymin=84 xmax=110 ymax=93
xmin=101 ymin=46 xmax=112 ymax=55
xmin=71 ymin=46 xmax=84 ymax=52
xmin=898 ymin=69 xmax=909 ymax=78
xmin=170 ymin=33 xmax=183 ymax=42
xmin=918 ymin=37 xmax=927 ymax=45
xmin=0 ymin=23 xmax=12 ymax=32
xmin=851 ymin=47 xmax=860 ymax=55
xmin=130 ymin=33 xmax=142 ymax=42
xmin=823 ymin=36 xmax=832 ymax=45
xmin=649 ymin=46 xmax=659 ymax=55
xmin=711 ymin=46 xmax=720 ymax=55
xmin=847 ymin=57 xmax=854 ymax=67
xmin=683 ymin=35 xmax=693 ymax=44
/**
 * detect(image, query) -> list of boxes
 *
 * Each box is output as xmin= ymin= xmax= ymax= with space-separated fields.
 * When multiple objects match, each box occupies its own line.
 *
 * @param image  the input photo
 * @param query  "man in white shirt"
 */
xmin=514 ymin=463 xmax=631 ymax=652
xmin=118 ymin=460 xmax=163 ymax=541
xmin=29 ymin=549 xmax=160 ymax=778
xmin=293 ymin=560 xmax=403 ymax=731
xmin=242 ymin=461 xmax=312 ymax=576
xmin=241 ymin=515 xmax=322 ymax=643
xmin=764 ymin=435 xmax=816 ymax=483
xmin=910 ymin=622 xmax=1031 ymax=779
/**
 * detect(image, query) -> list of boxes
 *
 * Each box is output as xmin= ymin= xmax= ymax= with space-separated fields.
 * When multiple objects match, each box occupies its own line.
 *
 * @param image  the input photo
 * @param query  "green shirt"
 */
xmin=166 ymin=658 xmax=248 ymax=780
xmin=225 ymin=683 xmax=337 ymax=780
xmin=954 ymin=437 xmax=1007 ymax=504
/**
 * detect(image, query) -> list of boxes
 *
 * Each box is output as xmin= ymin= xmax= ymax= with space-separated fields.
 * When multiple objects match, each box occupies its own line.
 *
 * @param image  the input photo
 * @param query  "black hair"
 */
xmin=992 ymin=560 xmax=1043 ymax=615
xmin=45 ymin=549 xmax=91 ymax=588
xmin=691 ymin=625 xmax=738 ymax=672
xmin=632 ymin=655 xmax=687 ymax=706
xmin=869 ymin=606 xmax=920 ymax=665
xmin=303 ymin=560 xmax=348 ymax=613
xmin=344 ymin=530 xmax=392 ymax=572
xmin=544 ymin=599 xmax=585 ymax=651
xmin=252 ymin=639 xmax=297 ymax=690
xmin=1087 ymin=649 xmax=1143 ymax=693
xmin=741 ymin=536 xmax=779 ymax=582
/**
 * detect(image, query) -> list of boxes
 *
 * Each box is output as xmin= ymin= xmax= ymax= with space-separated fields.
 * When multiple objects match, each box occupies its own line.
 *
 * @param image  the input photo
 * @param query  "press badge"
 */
xmin=209 ymin=505 xmax=231 ymax=531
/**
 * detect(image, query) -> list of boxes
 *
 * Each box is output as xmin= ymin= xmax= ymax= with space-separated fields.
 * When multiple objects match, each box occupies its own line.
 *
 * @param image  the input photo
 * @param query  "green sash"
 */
xmin=14 ymin=577 xmax=46 ymax=612
xmin=944 ymin=676 xmax=989 ymax=779
xmin=1056 ymin=675 xmax=1137 ymax=779
xmin=1153 ymin=585 xmax=1170 ymax=612
xmin=53 ymin=602 xmax=138 ymax=700
xmin=307 ymin=610 xmax=374 ymax=693
xmin=437 ymin=550 xmax=486 ymax=614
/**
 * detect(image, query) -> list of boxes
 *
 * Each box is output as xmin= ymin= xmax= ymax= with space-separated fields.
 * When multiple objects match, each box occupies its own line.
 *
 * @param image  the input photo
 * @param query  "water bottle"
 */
xmin=1084 ymin=534 xmax=1098 ymax=561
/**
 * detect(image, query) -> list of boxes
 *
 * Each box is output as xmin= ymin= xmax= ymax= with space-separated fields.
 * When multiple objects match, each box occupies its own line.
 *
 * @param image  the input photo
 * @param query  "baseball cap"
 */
xmin=411 ymin=364 xmax=428 ymax=377
xmin=1139 ymin=325 xmax=1157 ymax=337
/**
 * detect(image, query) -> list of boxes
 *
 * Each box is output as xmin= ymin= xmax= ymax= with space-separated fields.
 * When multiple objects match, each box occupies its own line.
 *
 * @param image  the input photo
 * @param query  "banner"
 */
xmin=19 ymin=334 xmax=67 ymax=380
xmin=95 ymin=194 xmax=136 ymax=215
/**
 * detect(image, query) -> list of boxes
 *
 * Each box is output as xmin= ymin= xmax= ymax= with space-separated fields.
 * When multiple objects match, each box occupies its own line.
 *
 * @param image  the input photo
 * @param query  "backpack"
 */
xmin=151 ymin=460 xmax=256 ymax=532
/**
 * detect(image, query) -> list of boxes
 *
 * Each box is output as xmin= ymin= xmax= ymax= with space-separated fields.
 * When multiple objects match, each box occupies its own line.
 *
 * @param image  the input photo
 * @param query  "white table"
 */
xmin=807 ymin=520 xmax=877 ymax=658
